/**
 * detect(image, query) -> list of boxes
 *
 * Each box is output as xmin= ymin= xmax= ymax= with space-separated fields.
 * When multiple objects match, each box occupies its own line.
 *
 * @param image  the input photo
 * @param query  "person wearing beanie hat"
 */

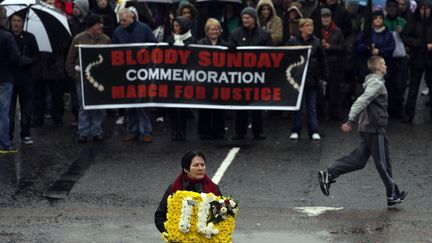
xmin=85 ymin=13 xmax=104 ymax=29
xmin=241 ymin=7 xmax=258 ymax=23
xmin=0 ymin=6 xmax=20 ymax=153
xmin=65 ymin=11 xmax=111 ymax=144
xmin=320 ymin=7 xmax=344 ymax=121
xmin=400 ymin=0 xmax=432 ymax=123
xmin=228 ymin=7 xmax=272 ymax=140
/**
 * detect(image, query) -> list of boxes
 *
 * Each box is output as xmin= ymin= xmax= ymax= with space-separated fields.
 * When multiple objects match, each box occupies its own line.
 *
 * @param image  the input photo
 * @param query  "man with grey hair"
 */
xmin=0 ymin=6 xmax=20 ymax=153
xmin=112 ymin=8 xmax=157 ymax=143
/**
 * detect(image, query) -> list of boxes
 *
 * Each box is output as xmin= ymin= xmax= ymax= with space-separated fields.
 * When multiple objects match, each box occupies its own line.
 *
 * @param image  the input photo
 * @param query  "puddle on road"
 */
xmin=233 ymin=231 xmax=329 ymax=243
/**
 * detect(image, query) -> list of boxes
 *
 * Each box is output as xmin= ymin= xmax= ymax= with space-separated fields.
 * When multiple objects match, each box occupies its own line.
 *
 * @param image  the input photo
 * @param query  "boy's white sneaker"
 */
xmin=312 ymin=133 xmax=321 ymax=140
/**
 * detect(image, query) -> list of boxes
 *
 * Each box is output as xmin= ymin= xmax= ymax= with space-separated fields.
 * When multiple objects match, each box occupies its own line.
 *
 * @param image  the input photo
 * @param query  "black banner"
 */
xmin=78 ymin=43 xmax=310 ymax=110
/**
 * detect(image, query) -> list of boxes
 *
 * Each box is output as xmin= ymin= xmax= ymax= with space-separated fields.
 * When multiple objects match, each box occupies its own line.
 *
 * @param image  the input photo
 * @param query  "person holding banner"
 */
xmin=66 ymin=14 xmax=111 ymax=144
xmin=228 ymin=7 xmax=272 ymax=140
xmin=197 ymin=18 xmax=227 ymax=140
xmin=112 ymin=8 xmax=157 ymax=143
xmin=166 ymin=16 xmax=197 ymax=141
xmin=154 ymin=151 xmax=221 ymax=233
xmin=288 ymin=18 xmax=329 ymax=140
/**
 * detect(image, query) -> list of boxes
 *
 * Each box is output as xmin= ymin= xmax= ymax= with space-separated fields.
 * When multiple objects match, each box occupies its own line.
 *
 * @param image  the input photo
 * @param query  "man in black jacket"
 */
xmin=9 ymin=13 xmax=39 ymax=145
xmin=229 ymin=7 xmax=272 ymax=140
xmin=401 ymin=0 xmax=432 ymax=123
xmin=0 ymin=7 xmax=20 ymax=153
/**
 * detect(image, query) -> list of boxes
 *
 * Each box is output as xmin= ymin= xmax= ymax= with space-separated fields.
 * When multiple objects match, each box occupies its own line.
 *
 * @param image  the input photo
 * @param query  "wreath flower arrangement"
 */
xmin=163 ymin=191 xmax=238 ymax=243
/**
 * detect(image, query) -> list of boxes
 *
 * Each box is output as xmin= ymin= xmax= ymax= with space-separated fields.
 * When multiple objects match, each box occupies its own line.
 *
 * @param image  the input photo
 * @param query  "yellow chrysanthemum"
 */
xmin=163 ymin=191 xmax=238 ymax=243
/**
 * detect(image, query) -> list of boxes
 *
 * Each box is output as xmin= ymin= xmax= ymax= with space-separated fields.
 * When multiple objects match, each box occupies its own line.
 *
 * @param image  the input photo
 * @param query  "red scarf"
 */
xmin=321 ymin=22 xmax=336 ymax=41
xmin=171 ymin=172 xmax=220 ymax=196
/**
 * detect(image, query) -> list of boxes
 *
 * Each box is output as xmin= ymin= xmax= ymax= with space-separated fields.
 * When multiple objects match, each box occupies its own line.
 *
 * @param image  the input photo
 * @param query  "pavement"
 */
xmin=1 ymin=93 xmax=432 ymax=242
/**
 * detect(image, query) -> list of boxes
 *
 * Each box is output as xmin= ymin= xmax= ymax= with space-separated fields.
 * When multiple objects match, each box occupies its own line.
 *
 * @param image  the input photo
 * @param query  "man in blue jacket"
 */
xmin=0 ymin=7 xmax=20 ymax=154
xmin=112 ymin=7 xmax=157 ymax=143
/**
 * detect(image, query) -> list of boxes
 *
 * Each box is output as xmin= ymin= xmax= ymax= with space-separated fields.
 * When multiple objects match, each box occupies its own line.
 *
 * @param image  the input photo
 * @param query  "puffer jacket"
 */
xmin=256 ymin=0 xmax=283 ymax=45
xmin=229 ymin=25 xmax=272 ymax=47
xmin=288 ymin=34 xmax=329 ymax=88
xmin=348 ymin=73 xmax=388 ymax=133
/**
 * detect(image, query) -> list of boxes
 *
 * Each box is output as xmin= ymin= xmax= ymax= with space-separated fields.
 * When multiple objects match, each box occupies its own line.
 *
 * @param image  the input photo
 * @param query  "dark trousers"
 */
xmin=387 ymin=57 xmax=408 ymax=117
xmin=234 ymin=110 xmax=263 ymax=137
xmin=9 ymin=83 xmax=33 ymax=140
xmin=404 ymin=66 xmax=432 ymax=119
xmin=327 ymin=64 xmax=342 ymax=118
xmin=33 ymin=79 xmax=65 ymax=124
xmin=169 ymin=108 xmax=188 ymax=135
xmin=327 ymin=132 xmax=399 ymax=198
xmin=198 ymin=109 xmax=225 ymax=138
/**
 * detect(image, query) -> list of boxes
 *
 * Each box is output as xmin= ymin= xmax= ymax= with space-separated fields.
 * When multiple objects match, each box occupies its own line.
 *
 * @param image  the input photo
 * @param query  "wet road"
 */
xmin=1 ymin=100 xmax=432 ymax=242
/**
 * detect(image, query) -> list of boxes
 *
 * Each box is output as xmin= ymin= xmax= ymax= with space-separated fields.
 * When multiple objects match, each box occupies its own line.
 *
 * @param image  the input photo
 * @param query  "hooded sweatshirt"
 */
xmin=74 ymin=0 xmax=89 ymax=20
xmin=348 ymin=73 xmax=388 ymax=133
xmin=256 ymin=0 xmax=283 ymax=45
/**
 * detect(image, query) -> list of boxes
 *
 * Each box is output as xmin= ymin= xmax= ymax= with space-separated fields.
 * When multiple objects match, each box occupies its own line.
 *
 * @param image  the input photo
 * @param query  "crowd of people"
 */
xmin=1 ymin=0 xmax=431 ymax=153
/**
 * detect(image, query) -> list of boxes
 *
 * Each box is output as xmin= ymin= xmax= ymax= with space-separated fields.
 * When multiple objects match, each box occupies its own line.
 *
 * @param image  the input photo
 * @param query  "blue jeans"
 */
xmin=0 ymin=82 xmax=13 ymax=149
xmin=127 ymin=108 xmax=152 ymax=136
xmin=76 ymin=83 xmax=103 ymax=137
xmin=291 ymin=87 xmax=319 ymax=136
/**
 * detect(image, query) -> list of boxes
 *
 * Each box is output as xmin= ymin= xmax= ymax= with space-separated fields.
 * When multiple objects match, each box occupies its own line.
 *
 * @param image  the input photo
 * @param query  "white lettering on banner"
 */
xmin=124 ymin=68 xmax=266 ymax=84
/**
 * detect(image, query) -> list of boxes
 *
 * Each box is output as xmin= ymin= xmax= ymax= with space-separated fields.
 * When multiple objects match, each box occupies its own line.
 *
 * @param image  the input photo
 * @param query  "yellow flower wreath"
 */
xmin=163 ymin=191 xmax=237 ymax=243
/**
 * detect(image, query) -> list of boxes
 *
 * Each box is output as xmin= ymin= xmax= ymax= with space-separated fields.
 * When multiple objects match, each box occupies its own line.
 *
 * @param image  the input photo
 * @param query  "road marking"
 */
xmin=294 ymin=207 xmax=344 ymax=216
xmin=212 ymin=147 xmax=240 ymax=184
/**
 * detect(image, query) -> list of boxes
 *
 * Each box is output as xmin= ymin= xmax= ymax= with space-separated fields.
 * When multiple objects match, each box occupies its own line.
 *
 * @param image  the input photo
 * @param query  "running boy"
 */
xmin=318 ymin=56 xmax=407 ymax=207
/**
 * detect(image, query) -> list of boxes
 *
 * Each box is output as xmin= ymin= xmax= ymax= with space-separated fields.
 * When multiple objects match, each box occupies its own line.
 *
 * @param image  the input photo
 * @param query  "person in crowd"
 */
xmin=356 ymin=10 xmax=395 ymax=80
xmin=66 ymin=0 xmax=90 ymax=126
xmin=401 ymin=0 xmax=432 ymax=123
xmin=154 ymin=151 xmax=222 ymax=233
xmin=68 ymin=0 xmax=90 ymax=36
xmin=398 ymin=0 xmax=414 ymax=21
xmin=320 ymin=8 xmax=344 ymax=121
xmin=385 ymin=0 xmax=408 ymax=118
xmin=342 ymin=0 xmax=363 ymax=108
xmin=32 ymin=38 xmax=70 ymax=128
xmin=300 ymin=0 xmax=319 ymax=18
xmin=318 ymin=56 xmax=407 ymax=207
xmin=113 ymin=8 xmax=157 ymax=143
xmin=244 ymin=0 xmax=257 ymax=9
xmin=197 ymin=18 xmax=227 ymax=140
xmin=89 ymin=0 xmax=118 ymax=38
xmin=176 ymin=1 xmax=198 ymax=37
xmin=0 ymin=6 xmax=20 ymax=154
xmin=311 ymin=0 xmax=352 ymax=39
xmin=229 ymin=7 xmax=272 ymax=140
xmin=282 ymin=2 xmax=303 ymax=43
xmin=66 ymin=14 xmax=110 ymax=144
xmin=8 ymin=13 xmax=39 ymax=145
xmin=167 ymin=16 xmax=196 ymax=141
xmin=220 ymin=2 xmax=240 ymax=41
xmin=124 ymin=0 xmax=155 ymax=28
xmin=256 ymin=0 xmax=283 ymax=45
xmin=288 ymin=18 xmax=329 ymax=140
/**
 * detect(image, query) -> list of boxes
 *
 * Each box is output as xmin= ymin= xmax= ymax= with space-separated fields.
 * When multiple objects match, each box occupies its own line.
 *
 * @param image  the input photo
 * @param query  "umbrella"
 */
xmin=1 ymin=0 xmax=71 ymax=53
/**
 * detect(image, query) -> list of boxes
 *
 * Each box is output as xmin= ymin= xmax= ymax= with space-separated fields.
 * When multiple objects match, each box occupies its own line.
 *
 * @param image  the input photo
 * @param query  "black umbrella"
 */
xmin=1 ymin=0 xmax=71 ymax=52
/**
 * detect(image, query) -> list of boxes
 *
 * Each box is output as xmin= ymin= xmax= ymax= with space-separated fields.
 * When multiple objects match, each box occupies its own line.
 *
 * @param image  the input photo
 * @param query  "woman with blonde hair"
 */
xmin=197 ymin=18 xmax=227 ymax=139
